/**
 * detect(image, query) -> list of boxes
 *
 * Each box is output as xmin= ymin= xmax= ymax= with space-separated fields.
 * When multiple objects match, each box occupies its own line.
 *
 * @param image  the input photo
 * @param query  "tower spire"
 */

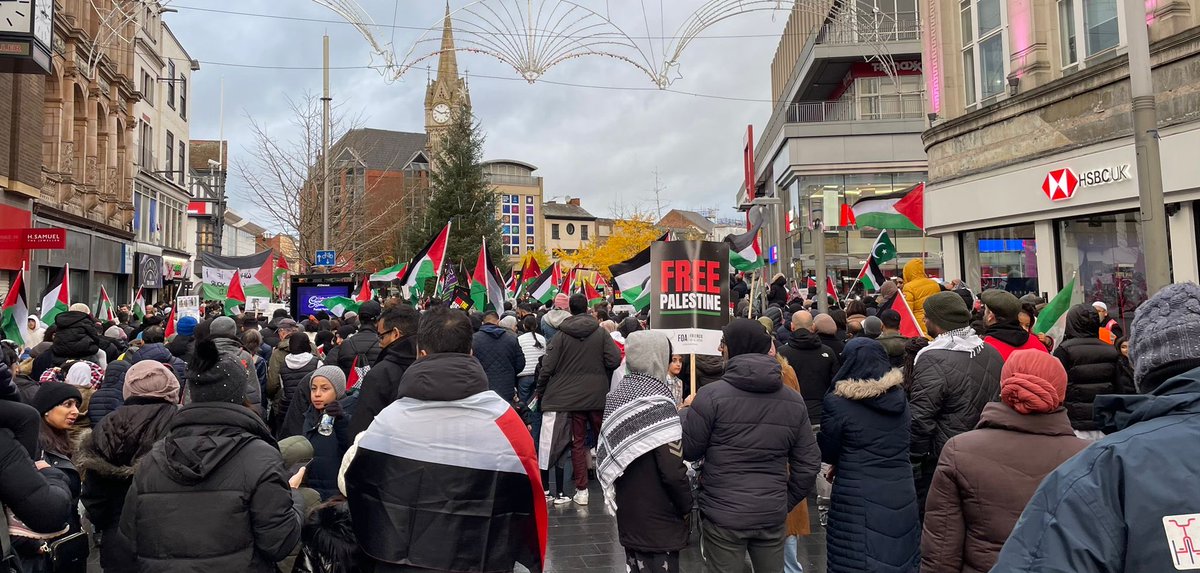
xmin=437 ymin=1 xmax=459 ymax=82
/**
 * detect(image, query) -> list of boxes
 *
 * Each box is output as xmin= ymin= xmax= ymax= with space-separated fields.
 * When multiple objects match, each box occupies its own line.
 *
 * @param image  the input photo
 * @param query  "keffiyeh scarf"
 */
xmin=916 ymin=326 xmax=985 ymax=364
xmin=596 ymin=372 xmax=682 ymax=511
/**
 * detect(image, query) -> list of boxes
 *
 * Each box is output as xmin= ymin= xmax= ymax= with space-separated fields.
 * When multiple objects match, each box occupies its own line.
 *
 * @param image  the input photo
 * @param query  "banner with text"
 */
xmin=650 ymin=240 xmax=729 ymax=356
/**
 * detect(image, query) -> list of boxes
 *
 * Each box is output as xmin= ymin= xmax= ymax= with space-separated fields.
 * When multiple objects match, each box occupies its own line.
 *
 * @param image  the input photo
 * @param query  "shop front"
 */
xmin=31 ymin=212 xmax=131 ymax=310
xmin=0 ymin=201 xmax=32 ymax=293
xmin=927 ymin=122 xmax=1200 ymax=334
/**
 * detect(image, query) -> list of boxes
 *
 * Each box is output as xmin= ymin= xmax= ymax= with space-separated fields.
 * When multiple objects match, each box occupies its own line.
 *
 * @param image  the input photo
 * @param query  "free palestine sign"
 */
xmin=650 ymin=240 xmax=730 ymax=356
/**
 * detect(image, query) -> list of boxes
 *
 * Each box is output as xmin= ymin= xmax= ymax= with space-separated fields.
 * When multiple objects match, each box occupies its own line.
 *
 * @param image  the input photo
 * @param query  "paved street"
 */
xmin=541 ymin=482 xmax=827 ymax=572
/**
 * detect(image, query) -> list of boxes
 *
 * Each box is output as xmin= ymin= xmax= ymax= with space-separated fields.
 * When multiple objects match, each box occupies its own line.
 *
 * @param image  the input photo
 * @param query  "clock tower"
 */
xmin=425 ymin=2 xmax=471 ymax=163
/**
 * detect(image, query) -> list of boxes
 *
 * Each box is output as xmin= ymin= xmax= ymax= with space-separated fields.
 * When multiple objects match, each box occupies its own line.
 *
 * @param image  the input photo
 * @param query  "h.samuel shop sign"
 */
xmin=1042 ymin=164 xmax=1133 ymax=201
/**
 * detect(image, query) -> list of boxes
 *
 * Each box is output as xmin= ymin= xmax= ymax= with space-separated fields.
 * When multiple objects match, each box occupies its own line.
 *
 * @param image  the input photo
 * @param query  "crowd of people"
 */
xmin=0 ymin=256 xmax=1195 ymax=572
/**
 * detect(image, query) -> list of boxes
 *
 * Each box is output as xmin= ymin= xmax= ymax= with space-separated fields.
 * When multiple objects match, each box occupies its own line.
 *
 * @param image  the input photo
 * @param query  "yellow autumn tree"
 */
xmin=555 ymin=216 xmax=662 ymax=279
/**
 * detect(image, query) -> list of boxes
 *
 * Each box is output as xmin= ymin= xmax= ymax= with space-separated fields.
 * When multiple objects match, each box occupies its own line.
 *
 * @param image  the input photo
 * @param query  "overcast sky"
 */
xmin=167 ymin=1 xmax=789 ymax=228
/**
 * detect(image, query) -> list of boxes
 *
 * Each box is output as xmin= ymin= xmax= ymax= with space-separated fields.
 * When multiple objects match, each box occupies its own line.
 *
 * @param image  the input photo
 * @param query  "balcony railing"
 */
xmin=787 ymin=93 xmax=925 ymax=123
xmin=815 ymin=12 xmax=921 ymax=45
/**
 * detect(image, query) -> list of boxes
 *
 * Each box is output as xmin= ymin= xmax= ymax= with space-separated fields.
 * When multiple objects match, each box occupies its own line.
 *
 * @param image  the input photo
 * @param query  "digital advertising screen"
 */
xmin=295 ymin=284 xmax=352 ymax=317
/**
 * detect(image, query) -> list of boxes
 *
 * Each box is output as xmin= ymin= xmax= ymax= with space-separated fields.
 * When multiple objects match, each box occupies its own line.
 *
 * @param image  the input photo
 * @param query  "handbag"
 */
xmin=42 ymin=530 xmax=88 ymax=573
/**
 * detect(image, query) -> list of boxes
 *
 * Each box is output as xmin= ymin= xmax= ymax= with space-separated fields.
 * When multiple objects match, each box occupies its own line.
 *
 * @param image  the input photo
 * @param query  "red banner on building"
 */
xmin=0 ymin=228 xmax=67 ymax=250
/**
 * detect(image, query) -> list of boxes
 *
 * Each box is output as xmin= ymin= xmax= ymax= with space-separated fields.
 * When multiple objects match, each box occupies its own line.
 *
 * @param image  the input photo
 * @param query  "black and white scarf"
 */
xmin=596 ymin=372 xmax=682 ymax=510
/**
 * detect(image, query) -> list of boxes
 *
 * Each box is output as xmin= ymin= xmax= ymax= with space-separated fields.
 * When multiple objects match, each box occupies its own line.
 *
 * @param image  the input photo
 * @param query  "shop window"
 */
xmin=1058 ymin=211 xmax=1147 ymax=334
xmin=961 ymin=0 xmax=1007 ymax=106
xmin=962 ymin=224 xmax=1039 ymax=296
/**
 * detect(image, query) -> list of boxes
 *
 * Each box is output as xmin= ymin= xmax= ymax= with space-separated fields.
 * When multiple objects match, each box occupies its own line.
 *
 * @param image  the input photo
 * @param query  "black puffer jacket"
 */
xmin=77 ymin=398 xmax=177 ymax=530
xmin=165 ymin=334 xmax=193 ymax=362
xmin=1053 ymin=305 xmax=1135 ymax=431
xmin=336 ymin=327 xmax=381 ymax=376
xmin=472 ymin=324 xmax=525 ymax=401
xmin=909 ymin=339 xmax=1003 ymax=462
xmin=211 ymin=336 xmax=263 ymax=418
xmin=117 ymin=402 xmax=303 ymax=572
xmin=614 ymin=443 xmax=693 ymax=553
xmin=52 ymin=311 xmax=101 ymax=361
xmin=0 ymin=401 xmax=73 ymax=534
xmin=278 ymin=354 xmax=319 ymax=427
xmin=89 ymin=344 xmax=185 ymax=425
xmin=681 ymin=353 xmax=821 ymax=531
xmin=535 ymin=314 xmax=622 ymax=412
xmin=348 ymin=337 xmax=417 ymax=437
xmin=777 ymin=329 xmax=839 ymax=421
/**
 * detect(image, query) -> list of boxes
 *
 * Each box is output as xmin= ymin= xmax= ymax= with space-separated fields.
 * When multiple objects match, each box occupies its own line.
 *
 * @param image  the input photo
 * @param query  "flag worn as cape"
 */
xmin=40 ymin=264 xmax=70 ymax=324
xmin=0 ymin=270 xmax=29 ymax=346
xmin=343 ymin=391 xmax=547 ymax=572
xmin=398 ymin=222 xmax=451 ymax=294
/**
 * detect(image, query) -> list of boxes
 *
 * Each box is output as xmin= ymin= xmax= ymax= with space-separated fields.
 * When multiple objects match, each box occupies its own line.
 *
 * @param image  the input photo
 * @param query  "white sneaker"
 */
xmin=573 ymin=488 xmax=589 ymax=505
xmin=544 ymin=490 xmax=552 ymax=501
xmin=553 ymin=495 xmax=572 ymax=505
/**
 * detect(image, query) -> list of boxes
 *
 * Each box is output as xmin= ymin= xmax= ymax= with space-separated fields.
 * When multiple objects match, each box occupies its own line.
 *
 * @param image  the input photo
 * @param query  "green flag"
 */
xmin=871 ymin=230 xmax=897 ymax=263
xmin=1033 ymin=276 xmax=1078 ymax=349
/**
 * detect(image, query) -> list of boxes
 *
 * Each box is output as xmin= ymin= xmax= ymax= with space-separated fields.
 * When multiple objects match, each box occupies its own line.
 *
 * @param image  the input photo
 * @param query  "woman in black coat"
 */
xmin=820 ymin=338 xmax=920 ymax=573
xmin=277 ymin=334 xmax=320 ymax=437
xmin=1053 ymin=304 xmax=1135 ymax=436
xmin=76 ymin=360 xmax=179 ymax=573
xmin=767 ymin=273 xmax=789 ymax=308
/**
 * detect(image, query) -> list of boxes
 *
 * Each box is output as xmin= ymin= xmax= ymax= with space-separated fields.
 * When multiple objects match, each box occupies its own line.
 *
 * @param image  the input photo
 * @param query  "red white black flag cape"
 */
xmin=341 ymin=391 xmax=547 ymax=572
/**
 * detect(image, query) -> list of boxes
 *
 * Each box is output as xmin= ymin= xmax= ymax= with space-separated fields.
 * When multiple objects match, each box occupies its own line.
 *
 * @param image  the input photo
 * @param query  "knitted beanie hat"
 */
xmin=923 ymin=291 xmax=972 ymax=331
xmin=1130 ymin=282 xmax=1200 ymax=391
xmin=186 ymin=339 xmax=248 ymax=404
xmin=210 ymin=316 xmax=239 ymax=339
xmin=31 ymin=382 xmax=82 ymax=417
xmin=309 ymin=365 xmax=348 ymax=399
xmin=1000 ymin=349 xmax=1067 ymax=414
xmin=553 ymin=293 xmax=570 ymax=310
xmin=176 ymin=316 xmax=198 ymax=337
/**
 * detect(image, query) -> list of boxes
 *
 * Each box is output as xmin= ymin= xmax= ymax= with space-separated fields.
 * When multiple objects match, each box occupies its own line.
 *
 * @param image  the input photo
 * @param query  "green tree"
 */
xmin=399 ymin=109 xmax=505 ymax=275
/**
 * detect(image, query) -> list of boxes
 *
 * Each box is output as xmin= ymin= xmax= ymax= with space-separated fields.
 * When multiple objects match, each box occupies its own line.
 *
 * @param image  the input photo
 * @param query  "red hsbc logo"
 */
xmin=1042 ymin=164 xmax=1132 ymax=201
xmin=1042 ymin=168 xmax=1078 ymax=201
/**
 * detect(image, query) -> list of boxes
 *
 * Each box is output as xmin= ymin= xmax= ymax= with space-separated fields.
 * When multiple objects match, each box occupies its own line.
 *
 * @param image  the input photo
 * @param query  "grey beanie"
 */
xmin=862 ymin=316 xmax=883 ymax=338
xmin=210 ymin=316 xmax=238 ymax=339
xmin=1130 ymin=282 xmax=1200 ymax=391
xmin=624 ymin=330 xmax=671 ymax=382
xmin=309 ymin=365 xmax=348 ymax=399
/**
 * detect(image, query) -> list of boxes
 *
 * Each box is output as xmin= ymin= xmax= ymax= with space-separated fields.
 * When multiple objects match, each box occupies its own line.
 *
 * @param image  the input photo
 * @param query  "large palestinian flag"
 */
xmin=526 ymin=262 xmax=560 ymax=305
xmin=200 ymin=251 xmax=274 ymax=301
xmin=726 ymin=205 xmax=765 ymax=271
xmin=0 ymin=269 xmax=29 ymax=345
xmin=343 ymin=390 xmax=547 ymax=572
xmin=40 ymin=264 xmax=70 ymax=324
xmin=398 ymin=222 xmax=451 ymax=295
xmin=844 ymin=182 xmax=924 ymax=231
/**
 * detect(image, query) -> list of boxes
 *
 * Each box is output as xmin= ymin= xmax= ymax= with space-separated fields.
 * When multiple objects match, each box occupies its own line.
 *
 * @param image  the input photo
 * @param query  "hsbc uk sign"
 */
xmin=1042 ymin=164 xmax=1133 ymax=201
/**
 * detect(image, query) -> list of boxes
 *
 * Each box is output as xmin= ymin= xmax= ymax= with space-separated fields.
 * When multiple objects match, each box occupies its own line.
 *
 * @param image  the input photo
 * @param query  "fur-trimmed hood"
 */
xmin=832 ymin=369 xmax=907 ymax=414
xmin=73 ymin=398 xmax=177 ymax=479
xmin=74 ymin=428 xmax=136 ymax=479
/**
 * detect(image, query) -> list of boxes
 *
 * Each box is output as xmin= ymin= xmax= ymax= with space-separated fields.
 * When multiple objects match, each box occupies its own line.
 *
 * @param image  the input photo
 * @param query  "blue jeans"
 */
xmin=784 ymin=536 xmax=805 ymax=573
xmin=517 ymin=375 xmax=536 ymax=404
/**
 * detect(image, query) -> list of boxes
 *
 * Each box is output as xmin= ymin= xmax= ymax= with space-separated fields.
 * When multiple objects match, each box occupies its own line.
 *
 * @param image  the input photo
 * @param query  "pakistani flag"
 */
xmin=609 ymin=234 xmax=669 ymax=312
xmin=856 ymin=231 xmax=897 ymax=291
xmin=96 ymin=285 xmax=116 ymax=322
xmin=224 ymin=269 xmax=246 ymax=316
xmin=847 ymin=182 xmax=924 ymax=231
xmin=132 ymin=287 xmax=146 ymax=321
xmin=470 ymin=239 xmax=506 ymax=313
xmin=1 ymin=270 xmax=29 ymax=345
xmin=1034 ymin=275 xmax=1078 ymax=349
xmin=370 ymin=261 xmax=407 ymax=283
xmin=526 ymin=263 xmax=560 ymax=305
xmin=725 ymin=207 xmax=764 ymax=272
xmin=40 ymin=264 xmax=70 ymax=324
xmin=399 ymin=222 xmax=451 ymax=295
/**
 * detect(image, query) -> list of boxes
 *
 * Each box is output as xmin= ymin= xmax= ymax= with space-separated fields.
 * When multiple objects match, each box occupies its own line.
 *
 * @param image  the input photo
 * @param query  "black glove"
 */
xmin=323 ymin=400 xmax=344 ymax=418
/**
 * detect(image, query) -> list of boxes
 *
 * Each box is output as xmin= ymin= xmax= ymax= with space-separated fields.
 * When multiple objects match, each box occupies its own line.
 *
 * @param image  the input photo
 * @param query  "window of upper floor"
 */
xmin=960 ymin=0 xmax=1008 ymax=107
xmin=1058 ymin=0 xmax=1121 ymax=69
xmin=166 ymin=61 xmax=176 ymax=109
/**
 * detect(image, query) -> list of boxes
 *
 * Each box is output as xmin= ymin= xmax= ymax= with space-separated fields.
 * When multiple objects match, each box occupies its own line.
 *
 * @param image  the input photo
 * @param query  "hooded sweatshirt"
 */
xmin=902 ymin=260 xmax=942 ymax=328
xmin=535 ymin=314 xmax=622 ymax=412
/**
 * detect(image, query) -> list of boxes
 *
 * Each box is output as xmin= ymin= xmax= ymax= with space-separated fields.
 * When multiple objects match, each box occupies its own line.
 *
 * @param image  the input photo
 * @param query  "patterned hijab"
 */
xmin=596 ymin=331 xmax=682 ymax=510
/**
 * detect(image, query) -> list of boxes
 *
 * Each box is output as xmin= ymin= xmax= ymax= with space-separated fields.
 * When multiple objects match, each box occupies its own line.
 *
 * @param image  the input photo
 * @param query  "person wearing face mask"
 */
xmin=300 ymin=366 xmax=354 ymax=500
xmin=348 ymin=304 xmax=421 ymax=437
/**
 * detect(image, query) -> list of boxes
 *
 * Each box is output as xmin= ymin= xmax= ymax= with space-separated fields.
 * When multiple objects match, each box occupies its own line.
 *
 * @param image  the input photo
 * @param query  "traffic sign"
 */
xmin=315 ymin=250 xmax=336 ymax=267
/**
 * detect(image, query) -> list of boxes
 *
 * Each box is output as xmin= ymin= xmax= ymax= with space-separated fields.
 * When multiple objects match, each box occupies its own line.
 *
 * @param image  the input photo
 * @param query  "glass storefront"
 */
xmin=1058 ymin=211 xmax=1147 ymax=333
xmin=790 ymin=172 xmax=940 ymax=280
xmin=962 ymin=224 xmax=1039 ymax=297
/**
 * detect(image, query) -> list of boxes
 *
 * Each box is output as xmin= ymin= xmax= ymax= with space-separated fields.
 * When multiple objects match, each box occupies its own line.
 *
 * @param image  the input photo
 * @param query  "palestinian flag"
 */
xmin=560 ymin=266 xmax=577 ymax=293
xmin=1 ymin=269 xmax=29 ymax=345
xmin=40 ymin=264 xmax=70 ymax=324
xmin=370 ymin=261 xmax=407 ymax=283
xmin=342 ymin=389 xmax=547 ymax=572
xmin=163 ymin=306 xmax=177 ymax=339
xmin=584 ymin=281 xmax=604 ymax=307
xmin=224 ymin=269 xmax=246 ymax=316
xmin=321 ymin=297 xmax=360 ymax=317
xmin=132 ymin=287 xmax=146 ymax=321
xmin=726 ymin=205 xmax=765 ymax=272
xmin=200 ymin=251 xmax=275 ymax=301
xmin=1033 ymin=275 xmax=1078 ymax=350
xmin=471 ymin=240 xmax=506 ymax=313
xmin=346 ymin=356 xmax=364 ymax=392
xmin=609 ymin=233 xmax=669 ymax=312
xmin=399 ymin=222 xmax=451 ymax=295
xmin=273 ymin=254 xmax=290 ymax=293
xmin=506 ymin=271 xmax=518 ymax=295
xmin=892 ymin=288 xmax=925 ymax=338
xmin=846 ymin=182 xmax=924 ymax=231
xmin=96 ymin=285 xmax=117 ymax=322
xmin=518 ymin=255 xmax=542 ymax=296
xmin=807 ymin=276 xmax=842 ymax=306
xmin=355 ymin=276 xmax=372 ymax=303
xmin=526 ymin=263 xmax=560 ymax=305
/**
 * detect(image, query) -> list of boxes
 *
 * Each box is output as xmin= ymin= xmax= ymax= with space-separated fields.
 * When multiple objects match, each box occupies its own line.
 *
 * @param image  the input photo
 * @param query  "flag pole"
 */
xmin=689 ymin=353 xmax=697 ymax=400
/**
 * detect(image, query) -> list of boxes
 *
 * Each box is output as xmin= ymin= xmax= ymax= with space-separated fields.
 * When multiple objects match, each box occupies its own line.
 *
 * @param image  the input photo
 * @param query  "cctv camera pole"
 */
xmin=321 ymin=35 xmax=331 ymax=255
xmin=1125 ymin=0 xmax=1169 ymax=294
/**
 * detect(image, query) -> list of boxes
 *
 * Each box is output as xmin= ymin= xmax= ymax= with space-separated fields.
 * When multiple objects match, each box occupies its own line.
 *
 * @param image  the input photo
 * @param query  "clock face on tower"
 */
xmin=0 ymin=0 xmax=31 ymax=35
xmin=33 ymin=0 xmax=50 ymax=47
xmin=432 ymin=103 xmax=452 ymax=124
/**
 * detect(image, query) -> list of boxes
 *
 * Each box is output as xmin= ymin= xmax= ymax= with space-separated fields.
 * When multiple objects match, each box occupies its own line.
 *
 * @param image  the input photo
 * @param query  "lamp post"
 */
xmin=1124 ymin=0 xmax=1170 ymax=294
